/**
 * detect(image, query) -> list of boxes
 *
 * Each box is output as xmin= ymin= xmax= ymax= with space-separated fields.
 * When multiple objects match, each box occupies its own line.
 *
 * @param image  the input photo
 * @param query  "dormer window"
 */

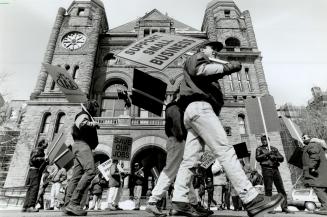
xmin=224 ymin=10 xmax=231 ymax=18
xmin=78 ymin=8 xmax=85 ymax=16
xmin=152 ymin=29 xmax=158 ymax=34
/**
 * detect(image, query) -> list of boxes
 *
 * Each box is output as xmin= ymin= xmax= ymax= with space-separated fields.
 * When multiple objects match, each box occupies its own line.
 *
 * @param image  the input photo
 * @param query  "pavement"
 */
xmin=0 ymin=209 xmax=324 ymax=217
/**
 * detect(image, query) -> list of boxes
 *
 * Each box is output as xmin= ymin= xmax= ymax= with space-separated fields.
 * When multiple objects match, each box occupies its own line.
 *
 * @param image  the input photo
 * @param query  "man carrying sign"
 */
xmin=63 ymin=100 xmax=100 ymax=216
xmin=171 ymin=41 xmax=283 ymax=217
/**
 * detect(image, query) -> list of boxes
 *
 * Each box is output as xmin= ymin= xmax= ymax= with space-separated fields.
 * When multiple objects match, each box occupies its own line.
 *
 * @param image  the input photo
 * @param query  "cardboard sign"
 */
xmin=131 ymin=69 xmax=167 ymax=116
xmin=245 ymin=95 xmax=281 ymax=135
xmin=43 ymin=63 xmax=87 ymax=103
xmin=111 ymin=136 xmax=132 ymax=160
xmin=200 ymin=151 xmax=216 ymax=169
xmin=116 ymin=33 xmax=205 ymax=71
xmin=97 ymin=159 xmax=112 ymax=181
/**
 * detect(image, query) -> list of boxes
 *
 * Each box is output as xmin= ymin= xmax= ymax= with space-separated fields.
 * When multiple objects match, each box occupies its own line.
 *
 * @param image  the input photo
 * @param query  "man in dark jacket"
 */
xmin=256 ymin=135 xmax=293 ymax=214
xmin=63 ymin=100 xmax=99 ymax=216
xmin=106 ymin=159 xmax=124 ymax=210
xmin=302 ymin=134 xmax=327 ymax=215
xmin=131 ymin=162 xmax=145 ymax=210
xmin=171 ymin=41 xmax=283 ymax=217
xmin=89 ymin=173 xmax=107 ymax=210
xmin=22 ymin=139 xmax=48 ymax=212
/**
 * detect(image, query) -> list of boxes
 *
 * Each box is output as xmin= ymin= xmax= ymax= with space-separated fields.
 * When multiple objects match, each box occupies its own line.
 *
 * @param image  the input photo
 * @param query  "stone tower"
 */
xmin=4 ymin=0 xmax=108 ymax=187
xmin=202 ymin=0 xmax=292 ymax=191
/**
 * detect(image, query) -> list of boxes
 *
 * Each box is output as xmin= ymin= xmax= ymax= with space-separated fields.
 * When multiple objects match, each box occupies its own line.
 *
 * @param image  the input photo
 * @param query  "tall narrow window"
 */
xmin=151 ymin=29 xmax=158 ymax=34
xmin=78 ymin=8 xmax=85 ymax=16
xmin=54 ymin=113 xmax=66 ymax=134
xmin=101 ymin=81 xmax=128 ymax=117
xmin=224 ymin=10 xmax=231 ymax=18
xmin=50 ymin=80 xmax=56 ymax=91
xmin=72 ymin=66 xmax=79 ymax=80
xmin=245 ymin=68 xmax=253 ymax=92
xmin=144 ymin=29 xmax=150 ymax=37
xmin=41 ymin=113 xmax=51 ymax=134
xmin=228 ymin=75 xmax=234 ymax=91
xmin=237 ymin=72 xmax=243 ymax=92
xmin=238 ymin=114 xmax=246 ymax=134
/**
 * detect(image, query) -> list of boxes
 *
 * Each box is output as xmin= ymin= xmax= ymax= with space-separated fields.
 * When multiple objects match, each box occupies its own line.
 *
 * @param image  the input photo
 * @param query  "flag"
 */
xmin=281 ymin=115 xmax=303 ymax=144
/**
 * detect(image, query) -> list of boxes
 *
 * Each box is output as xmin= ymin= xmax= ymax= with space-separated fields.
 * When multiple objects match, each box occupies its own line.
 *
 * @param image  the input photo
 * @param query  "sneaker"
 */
xmin=282 ymin=208 xmax=295 ymax=214
xmin=105 ymin=204 xmax=117 ymax=211
xmin=145 ymin=202 xmax=167 ymax=217
xmin=171 ymin=202 xmax=206 ymax=217
xmin=191 ymin=204 xmax=214 ymax=216
xmin=133 ymin=207 xmax=140 ymax=210
xmin=244 ymin=194 xmax=283 ymax=217
xmin=26 ymin=207 xmax=39 ymax=212
xmin=65 ymin=203 xmax=87 ymax=216
xmin=314 ymin=207 xmax=327 ymax=215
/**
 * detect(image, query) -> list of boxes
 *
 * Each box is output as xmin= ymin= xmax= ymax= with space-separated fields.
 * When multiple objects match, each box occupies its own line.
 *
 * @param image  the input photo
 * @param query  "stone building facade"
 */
xmin=4 ymin=0 xmax=292 ymax=194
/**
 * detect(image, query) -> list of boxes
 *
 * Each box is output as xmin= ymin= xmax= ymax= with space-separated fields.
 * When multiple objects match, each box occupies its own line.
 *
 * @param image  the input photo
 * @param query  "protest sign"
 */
xmin=233 ymin=142 xmax=250 ymax=159
xmin=200 ymin=151 xmax=216 ymax=169
xmin=97 ymin=159 xmax=112 ymax=181
xmin=43 ymin=63 xmax=87 ymax=103
xmin=111 ymin=135 xmax=133 ymax=160
xmin=116 ymin=33 xmax=205 ymax=70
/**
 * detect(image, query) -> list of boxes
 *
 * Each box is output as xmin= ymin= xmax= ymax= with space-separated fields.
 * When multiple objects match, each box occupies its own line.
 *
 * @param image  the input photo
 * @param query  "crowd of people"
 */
xmin=21 ymin=40 xmax=327 ymax=217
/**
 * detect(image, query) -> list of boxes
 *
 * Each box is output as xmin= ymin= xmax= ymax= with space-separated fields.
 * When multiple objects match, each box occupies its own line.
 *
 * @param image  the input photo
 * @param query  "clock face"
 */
xmin=61 ymin=32 xmax=86 ymax=50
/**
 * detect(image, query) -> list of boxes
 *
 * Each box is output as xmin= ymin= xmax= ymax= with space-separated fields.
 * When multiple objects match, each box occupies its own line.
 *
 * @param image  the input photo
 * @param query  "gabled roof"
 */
xmin=109 ymin=9 xmax=199 ymax=33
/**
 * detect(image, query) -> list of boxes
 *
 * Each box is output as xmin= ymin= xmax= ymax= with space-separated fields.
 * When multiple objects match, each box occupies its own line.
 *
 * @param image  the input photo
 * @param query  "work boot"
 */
xmin=171 ymin=202 xmax=206 ymax=217
xmin=145 ymin=202 xmax=167 ymax=217
xmin=114 ymin=204 xmax=123 ymax=210
xmin=65 ymin=203 xmax=87 ymax=216
xmin=26 ymin=207 xmax=39 ymax=212
xmin=244 ymin=194 xmax=283 ymax=217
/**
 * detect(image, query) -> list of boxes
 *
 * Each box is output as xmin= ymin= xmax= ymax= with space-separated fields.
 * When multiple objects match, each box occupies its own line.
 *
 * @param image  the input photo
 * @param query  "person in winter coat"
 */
xmin=302 ymin=134 xmax=327 ymax=215
xmin=106 ymin=159 xmax=124 ymax=211
xmin=48 ymin=165 xmax=67 ymax=210
xmin=22 ymin=139 xmax=48 ymax=212
xmin=89 ymin=173 xmax=107 ymax=210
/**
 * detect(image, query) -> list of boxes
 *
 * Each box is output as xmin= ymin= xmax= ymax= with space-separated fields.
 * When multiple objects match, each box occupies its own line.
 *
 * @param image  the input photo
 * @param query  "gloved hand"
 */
xmin=223 ymin=61 xmax=242 ymax=74
xmin=309 ymin=168 xmax=318 ymax=177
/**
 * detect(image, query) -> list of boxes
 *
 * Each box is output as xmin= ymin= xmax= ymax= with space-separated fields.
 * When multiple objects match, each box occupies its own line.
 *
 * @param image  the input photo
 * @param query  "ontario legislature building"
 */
xmin=2 ymin=0 xmax=293 ymax=206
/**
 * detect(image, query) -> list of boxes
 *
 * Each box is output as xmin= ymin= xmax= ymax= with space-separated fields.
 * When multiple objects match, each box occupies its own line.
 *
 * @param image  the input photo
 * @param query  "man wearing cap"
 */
xmin=302 ymin=134 xmax=327 ymax=215
xmin=171 ymin=41 xmax=283 ymax=217
xmin=131 ymin=162 xmax=145 ymax=210
xmin=63 ymin=100 xmax=100 ymax=216
xmin=256 ymin=135 xmax=293 ymax=214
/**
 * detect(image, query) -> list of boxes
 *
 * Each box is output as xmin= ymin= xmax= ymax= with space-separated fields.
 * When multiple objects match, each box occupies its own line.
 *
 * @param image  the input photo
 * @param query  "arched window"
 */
xmin=103 ymin=53 xmax=116 ymax=65
xmin=41 ymin=113 xmax=51 ymax=134
xmin=238 ymin=114 xmax=246 ymax=134
xmin=101 ymin=80 xmax=128 ymax=117
xmin=225 ymin=37 xmax=241 ymax=47
xmin=54 ymin=113 xmax=66 ymax=134
xmin=72 ymin=65 xmax=79 ymax=80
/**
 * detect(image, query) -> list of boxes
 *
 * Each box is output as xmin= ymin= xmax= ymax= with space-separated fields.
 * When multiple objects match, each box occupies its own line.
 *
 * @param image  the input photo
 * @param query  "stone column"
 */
xmin=254 ymin=57 xmax=269 ymax=94
xmin=243 ymin=10 xmax=258 ymax=49
xmin=30 ymin=7 xmax=66 ymax=99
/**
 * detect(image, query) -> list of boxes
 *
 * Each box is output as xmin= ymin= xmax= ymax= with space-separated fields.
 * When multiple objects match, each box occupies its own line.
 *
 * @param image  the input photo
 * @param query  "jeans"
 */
xmin=148 ymin=137 xmax=198 ymax=205
xmin=313 ymin=187 xmax=327 ymax=209
xmin=107 ymin=187 xmax=122 ymax=206
xmin=172 ymin=101 xmax=258 ymax=204
xmin=262 ymin=167 xmax=288 ymax=210
xmin=23 ymin=168 xmax=42 ymax=208
xmin=64 ymin=141 xmax=95 ymax=207
xmin=50 ymin=182 xmax=61 ymax=208
xmin=134 ymin=185 xmax=142 ymax=208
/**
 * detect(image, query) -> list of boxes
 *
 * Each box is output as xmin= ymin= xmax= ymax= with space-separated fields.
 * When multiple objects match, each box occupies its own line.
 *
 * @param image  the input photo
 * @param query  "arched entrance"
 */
xmin=130 ymin=145 xmax=167 ymax=196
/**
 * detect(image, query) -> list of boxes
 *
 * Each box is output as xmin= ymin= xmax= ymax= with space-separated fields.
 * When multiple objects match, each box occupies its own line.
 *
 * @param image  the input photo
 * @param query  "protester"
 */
xmin=131 ymin=162 xmax=145 ymax=210
xmin=170 ymin=41 xmax=283 ymax=217
xmin=22 ymin=139 xmax=48 ymax=212
xmin=36 ymin=166 xmax=50 ymax=210
xmin=48 ymin=165 xmax=67 ymax=210
xmin=255 ymin=135 xmax=293 ymax=214
xmin=106 ymin=159 xmax=123 ymax=211
xmin=89 ymin=173 xmax=107 ymax=210
xmin=63 ymin=100 xmax=99 ymax=216
xmin=145 ymin=93 xmax=210 ymax=217
xmin=302 ymin=134 xmax=327 ymax=215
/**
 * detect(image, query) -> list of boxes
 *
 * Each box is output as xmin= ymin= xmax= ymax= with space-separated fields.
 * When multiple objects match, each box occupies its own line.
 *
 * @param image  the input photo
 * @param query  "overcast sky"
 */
xmin=0 ymin=0 xmax=326 ymax=106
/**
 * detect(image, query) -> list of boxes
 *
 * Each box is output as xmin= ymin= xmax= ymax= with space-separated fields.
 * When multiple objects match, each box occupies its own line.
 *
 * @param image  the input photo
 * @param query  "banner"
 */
xmin=245 ymin=95 xmax=281 ymax=135
xmin=116 ymin=33 xmax=205 ymax=71
xmin=97 ymin=159 xmax=112 ymax=181
xmin=111 ymin=135 xmax=133 ymax=160
xmin=43 ymin=63 xmax=87 ymax=103
xmin=200 ymin=151 xmax=216 ymax=169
